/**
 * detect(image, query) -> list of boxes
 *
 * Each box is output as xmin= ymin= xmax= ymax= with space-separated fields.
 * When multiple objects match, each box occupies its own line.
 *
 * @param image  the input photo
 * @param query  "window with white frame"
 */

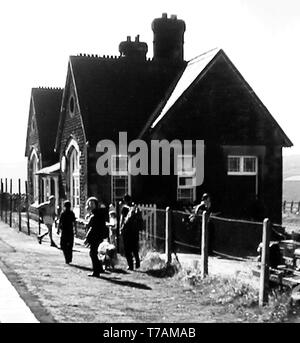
xmin=227 ymin=156 xmax=257 ymax=175
xmin=177 ymin=155 xmax=196 ymax=202
xmin=111 ymin=155 xmax=130 ymax=203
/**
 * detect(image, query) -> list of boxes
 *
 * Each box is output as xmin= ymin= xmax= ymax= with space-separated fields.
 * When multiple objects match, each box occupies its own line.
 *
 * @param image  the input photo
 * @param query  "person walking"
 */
xmin=57 ymin=200 xmax=77 ymax=264
xmin=106 ymin=204 xmax=117 ymax=246
xmin=37 ymin=195 xmax=57 ymax=247
xmin=120 ymin=194 xmax=143 ymax=271
xmin=84 ymin=197 xmax=109 ymax=277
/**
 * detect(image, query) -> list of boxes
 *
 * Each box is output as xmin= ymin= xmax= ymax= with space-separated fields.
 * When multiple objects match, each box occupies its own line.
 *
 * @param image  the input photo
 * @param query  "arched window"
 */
xmin=29 ymin=149 xmax=39 ymax=203
xmin=66 ymin=139 xmax=80 ymax=217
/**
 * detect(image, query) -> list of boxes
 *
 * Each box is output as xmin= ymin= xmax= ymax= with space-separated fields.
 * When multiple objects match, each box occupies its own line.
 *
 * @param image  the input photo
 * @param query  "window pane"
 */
xmin=228 ymin=157 xmax=240 ymax=172
xmin=112 ymin=155 xmax=128 ymax=173
xmin=179 ymin=176 xmax=194 ymax=186
xmin=112 ymin=175 xmax=128 ymax=202
xmin=184 ymin=156 xmax=193 ymax=172
xmin=177 ymin=155 xmax=194 ymax=173
xmin=118 ymin=156 xmax=128 ymax=172
xmin=244 ymin=157 xmax=256 ymax=173
xmin=177 ymin=188 xmax=193 ymax=202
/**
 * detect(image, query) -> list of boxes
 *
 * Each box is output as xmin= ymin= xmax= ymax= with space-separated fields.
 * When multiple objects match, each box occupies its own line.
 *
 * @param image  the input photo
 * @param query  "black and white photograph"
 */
xmin=0 ymin=0 xmax=300 ymax=328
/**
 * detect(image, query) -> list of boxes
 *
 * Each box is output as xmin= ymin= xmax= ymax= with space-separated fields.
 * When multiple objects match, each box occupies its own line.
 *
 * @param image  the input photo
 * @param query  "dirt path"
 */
xmin=0 ymin=221 xmax=256 ymax=323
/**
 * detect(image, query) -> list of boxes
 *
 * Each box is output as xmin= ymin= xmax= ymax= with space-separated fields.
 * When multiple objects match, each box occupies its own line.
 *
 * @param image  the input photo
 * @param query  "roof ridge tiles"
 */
xmin=34 ymin=86 xmax=63 ymax=91
xmin=75 ymin=53 xmax=120 ymax=60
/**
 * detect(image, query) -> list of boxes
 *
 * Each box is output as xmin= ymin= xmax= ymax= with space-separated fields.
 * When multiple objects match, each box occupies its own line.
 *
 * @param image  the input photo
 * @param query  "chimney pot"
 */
xmin=162 ymin=13 xmax=167 ymax=18
xmin=127 ymin=36 xmax=131 ymax=42
xmin=171 ymin=14 xmax=177 ymax=20
xmin=135 ymin=35 xmax=140 ymax=42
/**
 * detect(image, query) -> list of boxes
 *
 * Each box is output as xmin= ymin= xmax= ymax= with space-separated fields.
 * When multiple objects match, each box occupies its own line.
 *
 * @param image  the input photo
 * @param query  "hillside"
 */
xmin=0 ymin=155 xmax=299 ymax=199
xmin=283 ymin=154 xmax=300 ymax=201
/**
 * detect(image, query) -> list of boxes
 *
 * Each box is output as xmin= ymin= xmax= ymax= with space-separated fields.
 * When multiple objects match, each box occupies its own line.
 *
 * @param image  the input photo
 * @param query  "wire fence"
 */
xmin=282 ymin=200 xmax=300 ymax=214
xmin=0 ymin=178 xmax=289 ymax=260
xmin=136 ymin=205 xmax=287 ymax=259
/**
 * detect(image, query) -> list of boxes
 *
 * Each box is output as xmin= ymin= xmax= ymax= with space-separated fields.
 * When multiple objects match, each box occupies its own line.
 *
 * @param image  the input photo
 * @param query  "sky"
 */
xmin=0 ymin=0 xmax=299 ymax=185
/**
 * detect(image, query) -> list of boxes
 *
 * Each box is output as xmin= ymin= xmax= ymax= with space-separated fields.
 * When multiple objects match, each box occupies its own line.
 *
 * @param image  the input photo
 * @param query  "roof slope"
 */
xmin=25 ymin=87 xmax=63 ymax=165
xmin=64 ymin=56 xmax=185 ymax=145
xmin=146 ymin=49 xmax=292 ymax=147
xmin=151 ymin=48 xmax=220 ymax=129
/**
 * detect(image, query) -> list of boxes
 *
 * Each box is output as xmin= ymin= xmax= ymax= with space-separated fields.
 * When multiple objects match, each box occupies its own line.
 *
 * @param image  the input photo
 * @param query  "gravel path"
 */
xmin=0 ymin=221 xmax=258 ymax=323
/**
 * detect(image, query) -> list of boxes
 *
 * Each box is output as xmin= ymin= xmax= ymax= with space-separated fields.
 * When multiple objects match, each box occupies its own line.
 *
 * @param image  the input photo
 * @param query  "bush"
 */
xmin=140 ymin=251 xmax=180 ymax=277
xmin=176 ymin=263 xmax=300 ymax=322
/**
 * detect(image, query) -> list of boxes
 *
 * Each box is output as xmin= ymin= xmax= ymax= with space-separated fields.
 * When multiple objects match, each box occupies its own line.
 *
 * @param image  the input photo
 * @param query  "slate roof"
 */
xmin=56 ymin=55 xmax=186 ymax=147
xmin=144 ymin=48 xmax=292 ymax=147
xmin=25 ymin=87 xmax=63 ymax=165
xmin=150 ymin=48 xmax=220 ymax=129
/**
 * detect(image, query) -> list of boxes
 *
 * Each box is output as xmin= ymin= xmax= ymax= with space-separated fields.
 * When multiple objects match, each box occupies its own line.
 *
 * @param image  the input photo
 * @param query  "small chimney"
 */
xmin=119 ymin=35 xmax=148 ymax=61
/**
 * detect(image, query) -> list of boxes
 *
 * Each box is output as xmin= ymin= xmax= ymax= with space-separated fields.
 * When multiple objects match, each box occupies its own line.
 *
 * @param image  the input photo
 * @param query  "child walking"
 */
xmin=58 ymin=200 xmax=77 ymax=264
xmin=37 ymin=195 xmax=57 ymax=247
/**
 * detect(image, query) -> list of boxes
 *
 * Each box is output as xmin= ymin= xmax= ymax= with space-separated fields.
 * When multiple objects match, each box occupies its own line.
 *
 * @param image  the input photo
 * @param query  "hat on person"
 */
xmin=64 ymin=200 xmax=71 ymax=207
xmin=86 ymin=196 xmax=99 ymax=207
xmin=201 ymin=193 xmax=209 ymax=201
xmin=123 ymin=194 xmax=132 ymax=203
xmin=109 ymin=204 xmax=116 ymax=214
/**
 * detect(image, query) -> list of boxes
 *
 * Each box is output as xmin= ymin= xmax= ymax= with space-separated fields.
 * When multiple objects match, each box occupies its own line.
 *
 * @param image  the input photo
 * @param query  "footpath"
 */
xmin=0 ymin=220 xmax=258 ymax=323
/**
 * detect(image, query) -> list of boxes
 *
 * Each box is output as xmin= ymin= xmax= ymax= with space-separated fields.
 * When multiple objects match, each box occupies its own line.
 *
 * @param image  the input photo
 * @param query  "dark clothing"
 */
xmin=89 ymin=241 xmax=103 ymax=275
xmin=59 ymin=210 xmax=76 ymax=263
xmin=86 ymin=207 xmax=109 ymax=275
xmin=85 ymin=207 xmax=109 ymax=245
xmin=120 ymin=204 xmax=142 ymax=270
xmin=59 ymin=210 xmax=76 ymax=233
xmin=123 ymin=234 xmax=140 ymax=270
xmin=61 ymin=235 xmax=74 ymax=263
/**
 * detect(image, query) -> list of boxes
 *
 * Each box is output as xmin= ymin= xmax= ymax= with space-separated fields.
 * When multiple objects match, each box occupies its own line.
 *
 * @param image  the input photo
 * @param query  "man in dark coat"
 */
xmin=120 ymin=194 xmax=143 ymax=271
xmin=58 ymin=200 xmax=76 ymax=264
xmin=84 ymin=197 xmax=109 ymax=277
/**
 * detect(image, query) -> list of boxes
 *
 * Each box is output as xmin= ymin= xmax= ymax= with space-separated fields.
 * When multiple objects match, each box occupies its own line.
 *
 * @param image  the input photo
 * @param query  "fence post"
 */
xmin=165 ymin=207 xmax=172 ymax=264
xmin=201 ymin=211 xmax=209 ymax=278
xmin=283 ymin=200 xmax=286 ymax=213
xmin=149 ymin=204 xmax=153 ymax=248
xmin=291 ymin=201 xmax=294 ymax=213
xmin=153 ymin=204 xmax=157 ymax=250
xmin=18 ymin=179 xmax=21 ymax=231
xmin=259 ymin=218 xmax=271 ymax=306
xmin=9 ymin=179 xmax=12 ymax=227
xmin=116 ymin=201 xmax=121 ymax=253
xmin=298 ymin=202 xmax=300 ymax=214
xmin=25 ymin=181 xmax=30 ymax=235
xmin=5 ymin=178 xmax=8 ymax=224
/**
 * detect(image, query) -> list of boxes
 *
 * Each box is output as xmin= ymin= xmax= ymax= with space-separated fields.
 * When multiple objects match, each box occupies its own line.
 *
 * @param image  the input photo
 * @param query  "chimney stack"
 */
xmin=119 ymin=35 xmax=148 ymax=61
xmin=152 ymin=13 xmax=186 ymax=63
